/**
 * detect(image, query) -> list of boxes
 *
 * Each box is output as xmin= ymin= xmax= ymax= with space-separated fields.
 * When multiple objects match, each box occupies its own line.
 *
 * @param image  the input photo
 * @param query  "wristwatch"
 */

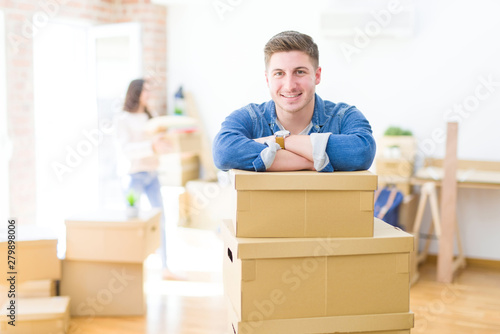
xmin=275 ymin=130 xmax=290 ymax=149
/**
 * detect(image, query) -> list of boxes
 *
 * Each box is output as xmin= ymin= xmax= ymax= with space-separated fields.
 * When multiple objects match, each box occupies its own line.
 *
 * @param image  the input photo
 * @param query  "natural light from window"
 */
xmin=33 ymin=21 xmax=99 ymax=254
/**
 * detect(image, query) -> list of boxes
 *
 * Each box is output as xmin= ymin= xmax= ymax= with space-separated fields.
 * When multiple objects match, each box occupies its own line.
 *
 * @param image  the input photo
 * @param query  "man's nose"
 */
xmin=283 ymin=75 xmax=296 ymax=91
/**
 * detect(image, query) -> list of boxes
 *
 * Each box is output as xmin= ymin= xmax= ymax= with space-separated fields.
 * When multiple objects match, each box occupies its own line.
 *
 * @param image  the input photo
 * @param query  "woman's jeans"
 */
xmin=124 ymin=171 xmax=167 ymax=269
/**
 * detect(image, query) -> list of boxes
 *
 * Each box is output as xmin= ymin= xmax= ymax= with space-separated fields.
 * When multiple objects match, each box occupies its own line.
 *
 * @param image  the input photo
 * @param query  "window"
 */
xmin=88 ymin=22 xmax=142 ymax=209
xmin=33 ymin=21 xmax=142 ymax=241
xmin=34 ymin=21 xmax=99 ymax=237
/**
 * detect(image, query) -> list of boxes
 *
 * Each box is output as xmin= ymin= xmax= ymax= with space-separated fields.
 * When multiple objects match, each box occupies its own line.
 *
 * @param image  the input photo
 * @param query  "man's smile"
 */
xmin=280 ymin=92 xmax=302 ymax=99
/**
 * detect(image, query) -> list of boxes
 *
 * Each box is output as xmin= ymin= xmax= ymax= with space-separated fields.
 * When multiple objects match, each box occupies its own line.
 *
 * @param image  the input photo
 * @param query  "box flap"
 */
xmin=231 ymin=308 xmax=414 ymax=334
xmin=223 ymin=218 xmax=413 ymax=260
xmin=0 ymin=225 xmax=58 ymax=243
xmin=230 ymin=170 xmax=377 ymax=190
xmin=65 ymin=209 xmax=161 ymax=228
xmin=0 ymin=297 xmax=69 ymax=322
xmin=0 ymin=239 xmax=58 ymax=249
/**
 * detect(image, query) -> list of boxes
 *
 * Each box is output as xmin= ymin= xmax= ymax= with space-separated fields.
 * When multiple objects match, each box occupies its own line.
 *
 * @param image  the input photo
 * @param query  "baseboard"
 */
xmin=424 ymin=255 xmax=500 ymax=270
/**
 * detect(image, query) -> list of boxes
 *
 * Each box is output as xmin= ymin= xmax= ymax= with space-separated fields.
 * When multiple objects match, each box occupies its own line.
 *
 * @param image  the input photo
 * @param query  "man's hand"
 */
xmin=284 ymin=135 xmax=313 ymax=161
xmin=253 ymin=135 xmax=276 ymax=145
xmin=253 ymin=134 xmax=317 ymax=171
xmin=267 ymin=150 xmax=315 ymax=171
xmin=253 ymin=135 xmax=313 ymax=157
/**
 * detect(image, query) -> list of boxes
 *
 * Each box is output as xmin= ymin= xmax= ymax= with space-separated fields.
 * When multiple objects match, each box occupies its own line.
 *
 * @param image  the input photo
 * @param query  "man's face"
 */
xmin=266 ymin=50 xmax=321 ymax=116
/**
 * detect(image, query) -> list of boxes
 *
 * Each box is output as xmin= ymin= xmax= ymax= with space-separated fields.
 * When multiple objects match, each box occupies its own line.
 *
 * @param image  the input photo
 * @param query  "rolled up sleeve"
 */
xmin=213 ymin=108 xmax=269 ymax=172
xmin=325 ymin=108 xmax=376 ymax=171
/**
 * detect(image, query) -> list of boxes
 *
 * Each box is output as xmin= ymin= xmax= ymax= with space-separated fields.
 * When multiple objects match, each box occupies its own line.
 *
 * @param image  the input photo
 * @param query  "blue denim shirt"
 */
xmin=213 ymin=94 xmax=376 ymax=172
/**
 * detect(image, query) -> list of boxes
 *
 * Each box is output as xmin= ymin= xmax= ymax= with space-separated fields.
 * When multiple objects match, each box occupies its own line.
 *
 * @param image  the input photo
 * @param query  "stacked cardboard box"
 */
xmin=224 ymin=170 xmax=414 ymax=334
xmin=17 ymin=280 xmax=58 ymax=298
xmin=0 ymin=225 xmax=68 ymax=334
xmin=159 ymin=153 xmax=200 ymax=187
xmin=376 ymin=136 xmax=416 ymax=177
xmin=376 ymin=136 xmax=417 ymax=196
xmin=165 ymin=131 xmax=202 ymax=154
xmin=0 ymin=226 xmax=61 ymax=283
xmin=0 ymin=296 xmax=70 ymax=334
xmin=61 ymin=209 xmax=161 ymax=316
xmin=178 ymin=179 xmax=233 ymax=231
xmin=230 ymin=170 xmax=376 ymax=238
xmin=157 ymin=131 xmax=203 ymax=187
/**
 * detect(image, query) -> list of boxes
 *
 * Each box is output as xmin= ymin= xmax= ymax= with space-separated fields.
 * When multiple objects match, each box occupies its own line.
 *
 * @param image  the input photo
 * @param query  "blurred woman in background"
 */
xmin=115 ymin=78 xmax=180 ymax=280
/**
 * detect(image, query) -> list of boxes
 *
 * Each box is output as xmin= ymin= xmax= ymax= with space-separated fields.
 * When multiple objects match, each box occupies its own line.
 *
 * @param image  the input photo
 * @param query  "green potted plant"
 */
xmin=125 ymin=190 xmax=139 ymax=218
xmin=383 ymin=126 xmax=413 ymax=137
xmin=380 ymin=126 xmax=415 ymax=160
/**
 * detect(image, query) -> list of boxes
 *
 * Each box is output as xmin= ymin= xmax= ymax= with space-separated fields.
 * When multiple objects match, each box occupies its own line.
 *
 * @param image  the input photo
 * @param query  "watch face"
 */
xmin=275 ymin=130 xmax=290 ymax=137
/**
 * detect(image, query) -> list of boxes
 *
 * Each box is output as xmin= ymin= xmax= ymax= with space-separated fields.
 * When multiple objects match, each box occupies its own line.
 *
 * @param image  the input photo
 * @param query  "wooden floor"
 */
xmin=410 ymin=262 xmax=500 ymax=334
xmin=68 ymin=267 xmax=228 ymax=334
xmin=68 ymin=250 xmax=500 ymax=333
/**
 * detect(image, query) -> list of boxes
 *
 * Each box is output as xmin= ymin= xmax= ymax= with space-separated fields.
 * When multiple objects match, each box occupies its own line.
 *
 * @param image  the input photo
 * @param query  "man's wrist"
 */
xmin=282 ymin=134 xmax=315 ymax=162
xmin=275 ymin=130 xmax=290 ymax=149
xmin=283 ymin=134 xmax=298 ymax=150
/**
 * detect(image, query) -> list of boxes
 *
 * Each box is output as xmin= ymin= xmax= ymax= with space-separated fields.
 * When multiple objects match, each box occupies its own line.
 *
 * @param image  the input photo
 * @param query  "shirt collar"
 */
xmin=266 ymin=93 xmax=330 ymax=134
xmin=275 ymin=118 xmax=313 ymax=135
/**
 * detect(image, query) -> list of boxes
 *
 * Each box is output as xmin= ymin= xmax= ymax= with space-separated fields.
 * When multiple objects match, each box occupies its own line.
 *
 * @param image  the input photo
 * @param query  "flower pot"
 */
xmin=126 ymin=206 xmax=139 ymax=219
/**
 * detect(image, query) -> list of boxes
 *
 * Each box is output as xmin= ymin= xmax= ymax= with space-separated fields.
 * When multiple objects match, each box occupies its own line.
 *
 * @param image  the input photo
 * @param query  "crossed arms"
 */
xmin=212 ymin=105 xmax=376 ymax=172
xmin=253 ymin=135 xmax=315 ymax=171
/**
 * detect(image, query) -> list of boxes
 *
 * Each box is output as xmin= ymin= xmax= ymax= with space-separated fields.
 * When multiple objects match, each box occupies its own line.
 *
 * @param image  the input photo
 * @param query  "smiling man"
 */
xmin=213 ymin=31 xmax=376 ymax=172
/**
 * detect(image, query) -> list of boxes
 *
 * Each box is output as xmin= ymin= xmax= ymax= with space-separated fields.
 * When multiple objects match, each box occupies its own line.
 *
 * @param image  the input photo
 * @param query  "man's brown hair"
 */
xmin=264 ymin=31 xmax=319 ymax=69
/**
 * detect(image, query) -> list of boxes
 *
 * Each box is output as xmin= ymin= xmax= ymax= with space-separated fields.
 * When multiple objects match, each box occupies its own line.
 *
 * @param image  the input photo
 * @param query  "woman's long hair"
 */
xmin=123 ymin=79 xmax=153 ymax=119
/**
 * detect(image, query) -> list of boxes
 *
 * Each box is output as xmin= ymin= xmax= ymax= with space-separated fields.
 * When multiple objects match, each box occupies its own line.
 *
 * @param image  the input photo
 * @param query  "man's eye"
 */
xmin=297 ymin=70 xmax=306 ymax=75
xmin=274 ymin=72 xmax=283 ymax=77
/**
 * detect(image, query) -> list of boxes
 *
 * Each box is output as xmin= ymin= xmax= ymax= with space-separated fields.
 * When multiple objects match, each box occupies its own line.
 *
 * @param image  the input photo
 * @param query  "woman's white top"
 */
xmin=114 ymin=111 xmax=159 ymax=175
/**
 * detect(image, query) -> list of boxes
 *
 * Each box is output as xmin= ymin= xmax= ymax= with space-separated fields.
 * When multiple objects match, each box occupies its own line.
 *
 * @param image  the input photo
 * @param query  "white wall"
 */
xmin=166 ymin=0 xmax=500 ymax=260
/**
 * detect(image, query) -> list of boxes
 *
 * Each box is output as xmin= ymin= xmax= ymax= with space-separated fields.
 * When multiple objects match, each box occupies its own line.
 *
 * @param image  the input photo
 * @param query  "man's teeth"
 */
xmin=282 ymin=93 xmax=300 ymax=98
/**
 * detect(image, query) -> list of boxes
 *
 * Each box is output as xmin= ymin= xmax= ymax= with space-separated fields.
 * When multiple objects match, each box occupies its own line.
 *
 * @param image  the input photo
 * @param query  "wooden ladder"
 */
xmin=411 ymin=180 xmax=466 ymax=284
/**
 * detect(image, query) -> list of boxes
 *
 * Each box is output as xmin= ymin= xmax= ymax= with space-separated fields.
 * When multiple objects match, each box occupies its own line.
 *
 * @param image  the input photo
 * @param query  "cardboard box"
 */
xmin=178 ymin=180 xmax=233 ymax=230
xmin=60 ymin=259 xmax=145 ymax=316
xmin=166 ymin=130 xmax=202 ymax=154
xmin=410 ymin=242 xmax=420 ymax=286
xmin=0 ymin=225 xmax=61 ymax=282
xmin=65 ymin=209 xmax=160 ymax=263
xmin=223 ymin=218 xmax=413 ymax=322
xmin=228 ymin=303 xmax=414 ymax=334
xmin=230 ymin=170 xmax=377 ymax=238
xmin=18 ymin=280 xmax=57 ymax=298
xmin=377 ymin=136 xmax=416 ymax=158
xmin=0 ymin=284 xmax=6 ymax=308
xmin=159 ymin=153 xmax=200 ymax=187
xmin=0 ymin=296 xmax=70 ymax=334
xmin=376 ymin=158 xmax=414 ymax=178
xmin=398 ymin=194 xmax=421 ymax=285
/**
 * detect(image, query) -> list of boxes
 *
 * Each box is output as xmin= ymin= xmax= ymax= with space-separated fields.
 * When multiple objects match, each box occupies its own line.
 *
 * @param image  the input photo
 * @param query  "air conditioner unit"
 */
xmin=320 ymin=5 xmax=415 ymax=38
